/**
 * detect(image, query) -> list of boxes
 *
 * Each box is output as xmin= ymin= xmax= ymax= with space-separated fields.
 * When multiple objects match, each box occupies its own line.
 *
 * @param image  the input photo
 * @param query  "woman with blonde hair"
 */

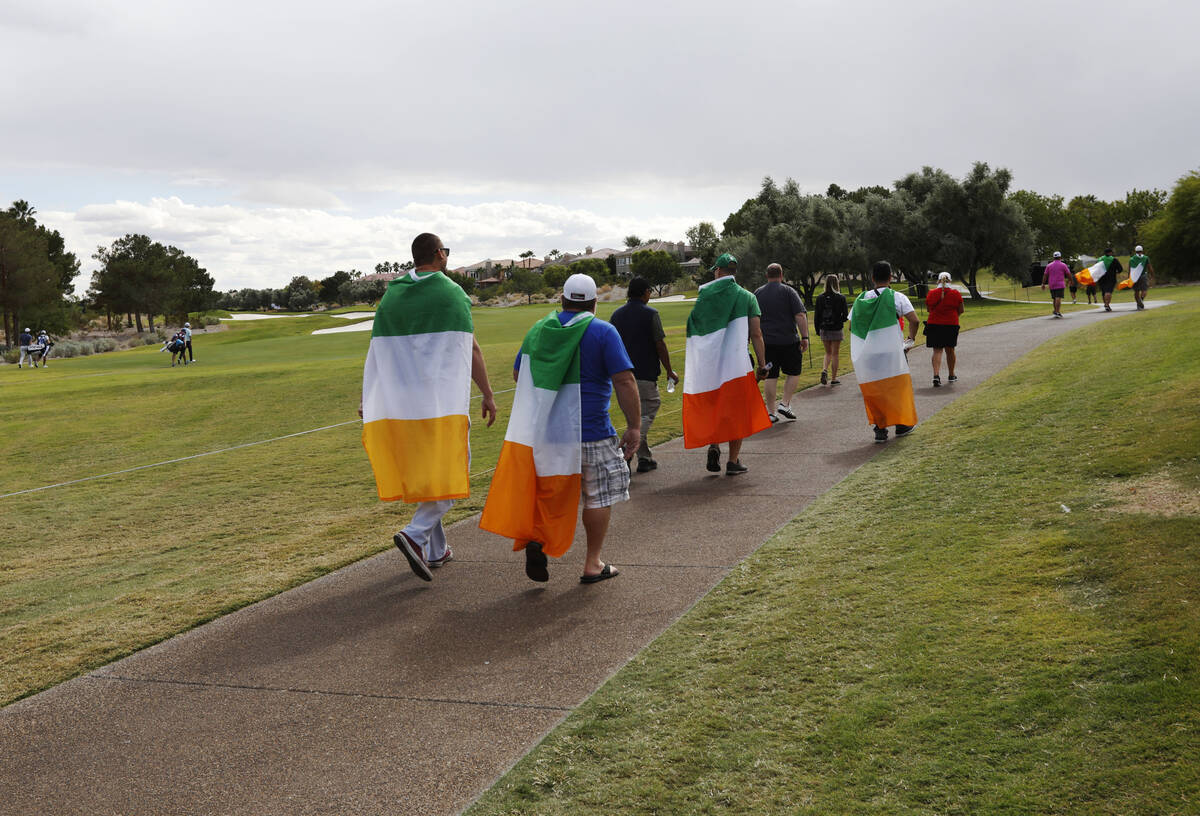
xmin=924 ymin=271 xmax=965 ymax=386
xmin=813 ymin=274 xmax=849 ymax=385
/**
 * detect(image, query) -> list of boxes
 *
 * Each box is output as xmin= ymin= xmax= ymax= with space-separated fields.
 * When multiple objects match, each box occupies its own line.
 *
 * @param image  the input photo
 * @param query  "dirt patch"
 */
xmin=1106 ymin=470 xmax=1200 ymax=517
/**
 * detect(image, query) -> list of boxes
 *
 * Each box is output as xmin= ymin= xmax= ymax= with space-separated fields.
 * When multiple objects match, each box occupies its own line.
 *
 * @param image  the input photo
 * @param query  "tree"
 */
xmin=1141 ymin=170 xmax=1200 ymax=282
xmin=90 ymin=235 xmax=208 ymax=330
xmin=445 ymin=270 xmax=476 ymax=295
xmin=541 ymin=264 xmax=569 ymax=291
xmin=319 ymin=270 xmax=352 ymax=303
xmin=570 ymin=257 xmax=608 ymax=284
xmin=623 ymin=235 xmax=642 ymax=249
xmin=685 ymin=221 xmax=721 ymax=268
xmin=505 ymin=268 xmax=545 ymax=304
xmin=518 ymin=250 xmax=535 ymax=259
xmin=896 ymin=163 xmax=1032 ymax=298
xmin=283 ymin=276 xmax=319 ymax=311
xmin=1009 ymin=190 xmax=1080 ymax=261
xmin=630 ymin=250 xmax=680 ymax=296
xmin=1112 ymin=188 xmax=1167 ymax=253
xmin=0 ymin=214 xmax=58 ymax=346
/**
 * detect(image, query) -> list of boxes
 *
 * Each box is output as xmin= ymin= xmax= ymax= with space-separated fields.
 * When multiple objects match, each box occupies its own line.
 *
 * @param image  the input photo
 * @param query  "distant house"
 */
xmin=358 ymin=271 xmax=401 ymax=283
xmin=547 ymin=246 xmax=621 ymax=267
xmin=461 ymin=258 xmax=516 ymax=283
xmin=612 ymin=241 xmax=696 ymax=278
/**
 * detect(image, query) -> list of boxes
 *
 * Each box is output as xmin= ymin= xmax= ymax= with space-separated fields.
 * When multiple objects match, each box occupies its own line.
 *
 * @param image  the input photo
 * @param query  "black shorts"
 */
xmin=1133 ymin=277 xmax=1149 ymax=293
xmin=923 ymin=323 xmax=960 ymax=349
xmin=1050 ymin=288 xmax=1065 ymax=299
xmin=764 ymin=342 xmax=802 ymax=378
xmin=1099 ymin=276 xmax=1117 ymax=294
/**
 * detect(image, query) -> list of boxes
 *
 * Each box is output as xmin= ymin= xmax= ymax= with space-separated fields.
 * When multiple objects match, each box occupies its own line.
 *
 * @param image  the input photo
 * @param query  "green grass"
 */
xmin=465 ymin=289 xmax=1200 ymax=815
xmin=0 ymin=286 xmax=1192 ymax=711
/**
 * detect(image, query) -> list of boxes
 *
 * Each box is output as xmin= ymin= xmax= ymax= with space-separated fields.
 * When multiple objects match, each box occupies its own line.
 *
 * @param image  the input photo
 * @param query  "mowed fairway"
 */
xmin=0 ymin=289 xmax=1132 ymax=706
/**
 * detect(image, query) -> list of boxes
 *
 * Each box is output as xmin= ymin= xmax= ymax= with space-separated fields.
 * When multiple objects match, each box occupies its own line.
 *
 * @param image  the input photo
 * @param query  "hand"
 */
xmin=755 ymin=364 xmax=771 ymax=380
xmin=800 ymin=337 xmax=810 ymax=352
xmin=357 ymin=405 xmax=363 ymax=419
xmin=620 ymin=427 xmax=641 ymax=461
xmin=902 ymin=337 xmax=915 ymax=353
xmin=481 ymin=395 xmax=498 ymax=427
xmin=1041 ymin=284 xmax=1046 ymax=290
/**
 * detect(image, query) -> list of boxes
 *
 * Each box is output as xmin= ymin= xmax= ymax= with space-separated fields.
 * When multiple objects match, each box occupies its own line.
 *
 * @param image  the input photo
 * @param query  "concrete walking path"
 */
xmin=0 ymin=301 xmax=1168 ymax=816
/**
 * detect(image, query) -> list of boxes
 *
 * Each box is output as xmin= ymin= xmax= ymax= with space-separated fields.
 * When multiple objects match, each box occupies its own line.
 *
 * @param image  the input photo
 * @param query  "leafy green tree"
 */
xmin=569 ymin=257 xmax=609 ymax=285
xmin=1112 ymin=188 xmax=1168 ymax=253
xmin=1009 ymin=190 xmax=1079 ymax=261
xmin=1141 ymin=170 xmax=1200 ymax=282
xmin=630 ymin=250 xmax=680 ymax=296
xmin=685 ymin=221 xmax=720 ymax=267
xmin=505 ymin=268 xmax=545 ymax=304
xmin=283 ymin=276 xmax=319 ymax=311
xmin=623 ymin=235 xmax=642 ymax=249
xmin=1065 ymin=195 xmax=1114 ymax=254
xmin=319 ymin=270 xmax=352 ymax=303
xmin=445 ymin=270 xmax=476 ymax=295
xmin=541 ymin=264 xmax=569 ymax=291
xmin=896 ymin=163 xmax=1032 ymax=298
xmin=0 ymin=213 xmax=59 ymax=345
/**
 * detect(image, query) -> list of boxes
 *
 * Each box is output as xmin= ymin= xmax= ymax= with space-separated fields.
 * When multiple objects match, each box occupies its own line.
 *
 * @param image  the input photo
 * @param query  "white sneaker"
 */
xmin=776 ymin=404 xmax=796 ymax=420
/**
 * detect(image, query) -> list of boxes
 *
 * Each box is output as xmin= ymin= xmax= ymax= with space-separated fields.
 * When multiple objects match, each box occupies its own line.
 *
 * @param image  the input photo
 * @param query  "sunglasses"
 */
xmin=439 ymin=247 xmax=451 ymax=256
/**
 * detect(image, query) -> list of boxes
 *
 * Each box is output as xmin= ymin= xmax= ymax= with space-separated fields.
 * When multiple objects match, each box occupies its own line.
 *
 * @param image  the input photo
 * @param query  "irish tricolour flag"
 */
xmin=1118 ymin=254 xmax=1148 ymax=290
xmin=1075 ymin=255 xmax=1114 ymax=287
xmin=480 ymin=311 xmax=592 ymax=558
xmin=682 ymin=276 xmax=771 ymax=447
xmin=850 ymin=288 xmax=917 ymax=428
xmin=361 ymin=270 xmax=474 ymax=502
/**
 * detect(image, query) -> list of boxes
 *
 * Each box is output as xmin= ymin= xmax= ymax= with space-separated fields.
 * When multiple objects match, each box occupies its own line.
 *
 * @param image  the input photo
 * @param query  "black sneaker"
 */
xmin=947 ymin=374 xmax=957 ymax=382
xmin=874 ymin=426 xmax=889 ymax=443
xmin=725 ymin=460 xmax=748 ymax=475
xmin=706 ymin=447 xmax=721 ymax=472
xmin=820 ymin=369 xmax=828 ymax=385
xmin=636 ymin=458 xmax=657 ymax=473
xmin=895 ymin=424 xmax=914 ymax=437
xmin=394 ymin=532 xmax=432 ymax=582
xmin=933 ymin=375 xmax=941 ymax=387
xmin=524 ymin=541 xmax=549 ymax=583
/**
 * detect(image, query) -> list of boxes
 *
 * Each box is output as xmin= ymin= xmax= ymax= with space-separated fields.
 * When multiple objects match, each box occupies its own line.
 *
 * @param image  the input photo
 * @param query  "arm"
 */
xmin=749 ymin=316 xmax=769 ymax=377
xmin=795 ymin=312 xmax=810 ymax=352
xmin=1147 ymin=262 xmax=1155 ymax=286
xmin=611 ymin=369 xmax=642 ymax=460
xmin=471 ymin=336 xmax=497 ymax=427
xmin=904 ymin=311 xmax=919 ymax=342
xmin=654 ymin=337 xmax=677 ymax=382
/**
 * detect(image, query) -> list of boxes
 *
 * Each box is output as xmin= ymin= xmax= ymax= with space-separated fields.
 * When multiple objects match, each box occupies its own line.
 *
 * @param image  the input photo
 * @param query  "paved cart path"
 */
xmin=0 ymin=302 xmax=1168 ymax=816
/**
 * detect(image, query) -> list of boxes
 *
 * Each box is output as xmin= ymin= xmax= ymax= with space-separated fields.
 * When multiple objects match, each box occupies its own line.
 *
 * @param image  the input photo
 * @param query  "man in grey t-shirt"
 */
xmin=753 ymin=264 xmax=809 ymax=421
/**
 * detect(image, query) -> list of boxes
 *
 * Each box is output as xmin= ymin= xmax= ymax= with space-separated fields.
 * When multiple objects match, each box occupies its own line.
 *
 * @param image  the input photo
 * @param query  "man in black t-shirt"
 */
xmin=610 ymin=277 xmax=678 ymax=472
xmin=753 ymin=264 xmax=809 ymax=422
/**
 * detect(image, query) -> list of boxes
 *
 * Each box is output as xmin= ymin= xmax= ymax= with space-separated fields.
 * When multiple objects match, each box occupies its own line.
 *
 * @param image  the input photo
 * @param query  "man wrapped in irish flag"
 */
xmin=1117 ymin=244 xmax=1155 ymax=310
xmin=850 ymin=261 xmax=920 ymax=444
xmin=481 ymin=273 xmax=641 ymax=585
xmin=361 ymin=233 xmax=497 ymax=582
xmin=682 ymin=253 xmax=771 ymax=475
xmin=1075 ymin=248 xmax=1123 ymax=312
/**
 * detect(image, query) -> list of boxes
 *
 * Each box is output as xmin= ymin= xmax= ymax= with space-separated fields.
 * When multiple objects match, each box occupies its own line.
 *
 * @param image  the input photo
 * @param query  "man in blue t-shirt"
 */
xmin=513 ymin=273 xmax=641 ymax=584
xmin=18 ymin=328 xmax=35 ymax=368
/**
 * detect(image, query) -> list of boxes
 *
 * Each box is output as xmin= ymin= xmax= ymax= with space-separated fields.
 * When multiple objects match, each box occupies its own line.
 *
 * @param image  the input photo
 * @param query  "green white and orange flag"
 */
xmin=1117 ymin=253 xmax=1148 ymax=290
xmin=1075 ymin=255 xmax=1115 ymax=287
xmin=850 ymin=288 xmax=917 ymax=428
xmin=480 ymin=311 xmax=592 ymax=558
xmin=682 ymin=276 xmax=771 ymax=448
xmin=361 ymin=270 xmax=474 ymax=503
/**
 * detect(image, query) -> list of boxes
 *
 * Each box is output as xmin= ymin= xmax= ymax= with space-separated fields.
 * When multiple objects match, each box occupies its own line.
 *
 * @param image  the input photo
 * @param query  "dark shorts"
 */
xmin=1069 ymin=282 xmax=1078 ymax=293
xmin=764 ymin=342 xmax=802 ymax=378
xmin=924 ymin=323 xmax=960 ymax=349
xmin=1133 ymin=277 xmax=1149 ymax=293
xmin=1099 ymin=276 xmax=1117 ymax=294
xmin=1050 ymin=287 xmax=1065 ymax=299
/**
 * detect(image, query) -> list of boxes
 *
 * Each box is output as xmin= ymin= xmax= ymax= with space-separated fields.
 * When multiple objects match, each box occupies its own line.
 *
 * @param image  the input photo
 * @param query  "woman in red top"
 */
xmin=924 ymin=271 xmax=964 ymax=387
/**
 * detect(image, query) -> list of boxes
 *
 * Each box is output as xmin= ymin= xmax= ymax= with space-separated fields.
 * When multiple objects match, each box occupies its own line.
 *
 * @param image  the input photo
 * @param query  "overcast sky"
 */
xmin=3 ymin=0 xmax=1197 ymax=293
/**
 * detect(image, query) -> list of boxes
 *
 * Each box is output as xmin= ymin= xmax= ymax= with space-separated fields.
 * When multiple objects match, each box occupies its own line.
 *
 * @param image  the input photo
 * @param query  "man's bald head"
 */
xmin=766 ymin=263 xmax=783 ymax=279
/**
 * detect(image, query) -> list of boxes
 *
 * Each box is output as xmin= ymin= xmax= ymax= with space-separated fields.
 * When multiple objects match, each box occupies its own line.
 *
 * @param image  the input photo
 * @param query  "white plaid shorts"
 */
xmin=581 ymin=436 xmax=631 ymax=510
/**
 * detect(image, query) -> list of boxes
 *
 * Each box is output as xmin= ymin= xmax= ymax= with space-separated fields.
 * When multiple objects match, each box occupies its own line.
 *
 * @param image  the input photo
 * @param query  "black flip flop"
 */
xmin=525 ymin=541 xmax=549 ymax=582
xmin=580 ymin=564 xmax=619 ymax=584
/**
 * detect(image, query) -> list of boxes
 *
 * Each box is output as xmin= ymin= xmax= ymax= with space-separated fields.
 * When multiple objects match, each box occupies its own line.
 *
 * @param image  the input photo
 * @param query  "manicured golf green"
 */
xmin=466 ymin=290 xmax=1200 ymax=815
xmin=0 ymin=286 xmax=1182 ymax=710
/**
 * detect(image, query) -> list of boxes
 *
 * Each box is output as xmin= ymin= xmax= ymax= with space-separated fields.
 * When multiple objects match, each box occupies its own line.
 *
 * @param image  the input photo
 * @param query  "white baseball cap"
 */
xmin=185 ymin=322 xmax=190 ymax=327
xmin=937 ymin=271 xmax=952 ymax=282
xmin=1135 ymin=245 xmax=1143 ymax=253
xmin=1052 ymin=251 xmax=1061 ymax=258
xmin=563 ymin=273 xmax=597 ymax=302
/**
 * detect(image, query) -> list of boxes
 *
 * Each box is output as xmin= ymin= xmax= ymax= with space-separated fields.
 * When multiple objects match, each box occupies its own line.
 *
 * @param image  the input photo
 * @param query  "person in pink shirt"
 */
xmin=1041 ymin=251 xmax=1073 ymax=318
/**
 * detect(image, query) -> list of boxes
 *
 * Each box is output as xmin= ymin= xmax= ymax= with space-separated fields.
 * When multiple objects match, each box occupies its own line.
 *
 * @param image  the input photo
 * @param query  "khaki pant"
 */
xmin=636 ymin=379 xmax=661 ymax=462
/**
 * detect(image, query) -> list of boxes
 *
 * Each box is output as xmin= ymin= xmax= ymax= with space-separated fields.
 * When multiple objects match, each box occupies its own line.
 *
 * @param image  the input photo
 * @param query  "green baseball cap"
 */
xmin=710 ymin=252 xmax=738 ymax=271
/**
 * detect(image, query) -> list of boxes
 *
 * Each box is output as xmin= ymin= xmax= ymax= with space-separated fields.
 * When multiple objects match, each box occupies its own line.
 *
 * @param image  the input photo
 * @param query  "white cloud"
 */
xmin=41 ymin=197 xmax=711 ymax=294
